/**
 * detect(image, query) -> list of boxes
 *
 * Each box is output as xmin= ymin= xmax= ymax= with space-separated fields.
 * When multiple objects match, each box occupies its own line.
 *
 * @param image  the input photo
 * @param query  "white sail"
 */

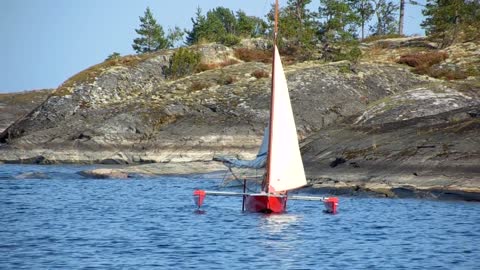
xmin=268 ymin=46 xmax=307 ymax=192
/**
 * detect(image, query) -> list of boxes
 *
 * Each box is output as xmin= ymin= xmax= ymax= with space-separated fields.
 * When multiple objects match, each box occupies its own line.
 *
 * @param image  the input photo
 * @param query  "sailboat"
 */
xmin=193 ymin=0 xmax=338 ymax=214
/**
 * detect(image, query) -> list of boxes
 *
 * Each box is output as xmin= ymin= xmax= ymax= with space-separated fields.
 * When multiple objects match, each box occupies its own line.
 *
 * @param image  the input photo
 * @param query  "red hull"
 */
xmin=244 ymin=194 xmax=287 ymax=213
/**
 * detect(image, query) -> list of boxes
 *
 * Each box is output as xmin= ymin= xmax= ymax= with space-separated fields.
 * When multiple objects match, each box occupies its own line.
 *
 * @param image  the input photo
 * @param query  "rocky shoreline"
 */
xmin=1 ymin=37 xmax=479 ymax=202
xmin=75 ymin=160 xmax=480 ymax=202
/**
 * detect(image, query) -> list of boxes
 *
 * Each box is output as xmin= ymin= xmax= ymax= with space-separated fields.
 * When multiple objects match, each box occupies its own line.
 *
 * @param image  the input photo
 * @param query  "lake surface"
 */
xmin=0 ymin=164 xmax=478 ymax=269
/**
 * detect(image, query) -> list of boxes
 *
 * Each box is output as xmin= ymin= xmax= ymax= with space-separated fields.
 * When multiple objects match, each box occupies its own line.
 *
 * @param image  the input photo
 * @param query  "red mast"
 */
xmin=266 ymin=0 xmax=279 ymax=193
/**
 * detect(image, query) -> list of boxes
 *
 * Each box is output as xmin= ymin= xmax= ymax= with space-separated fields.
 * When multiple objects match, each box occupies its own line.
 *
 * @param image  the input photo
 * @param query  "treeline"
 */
xmin=127 ymin=0 xmax=479 ymax=56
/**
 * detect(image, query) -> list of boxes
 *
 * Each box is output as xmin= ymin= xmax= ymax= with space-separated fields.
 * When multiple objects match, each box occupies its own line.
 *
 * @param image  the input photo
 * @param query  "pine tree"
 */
xmin=132 ymin=7 xmax=169 ymax=53
xmin=267 ymin=0 xmax=317 ymax=51
xmin=185 ymin=7 xmax=206 ymax=45
xmin=421 ymin=0 xmax=480 ymax=46
xmin=236 ymin=11 xmax=268 ymax=38
xmin=349 ymin=0 xmax=374 ymax=39
xmin=318 ymin=0 xmax=360 ymax=42
xmin=186 ymin=6 xmax=240 ymax=45
xmin=370 ymin=0 xmax=399 ymax=36
xmin=166 ymin=26 xmax=184 ymax=48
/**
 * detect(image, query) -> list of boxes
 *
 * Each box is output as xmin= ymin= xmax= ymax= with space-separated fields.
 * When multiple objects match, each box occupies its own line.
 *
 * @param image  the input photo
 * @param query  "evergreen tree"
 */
xmin=203 ymin=8 xmax=230 ymax=42
xmin=106 ymin=52 xmax=121 ymax=61
xmin=186 ymin=6 xmax=247 ymax=46
xmin=268 ymin=0 xmax=317 ymax=50
xmin=318 ymin=0 xmax=360 ymax=42
xmin=236 ymin=11 xmax=268 ymax=38
xmin=370 ymin=0 xmax=399 ymax=35
xmin=185 ymin=7 xmax=206 ymax=45
xmin=210 ymin=7 xmax=237 ymax=34
xmin=421 ymin=0 xmax=480 ymax=46
xmin=132 ymin=7 xmax=169 ymax=53
xmin=166 ymin=26 xmax=184 ymax=48
xmin=349 ymin=0 xmax=374 ymax=40
xmin=186 ymin=6 xmax=269 ymax=46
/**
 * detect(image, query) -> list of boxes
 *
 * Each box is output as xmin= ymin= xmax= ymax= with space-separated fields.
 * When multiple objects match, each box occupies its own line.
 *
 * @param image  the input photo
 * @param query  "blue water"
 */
xmin=0 ymin=164 xmax=478 ymax=269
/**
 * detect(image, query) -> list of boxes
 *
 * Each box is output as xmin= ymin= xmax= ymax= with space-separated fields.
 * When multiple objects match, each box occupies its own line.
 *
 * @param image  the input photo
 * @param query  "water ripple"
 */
xmin=0 ymin=164 xmax=478 ymax=269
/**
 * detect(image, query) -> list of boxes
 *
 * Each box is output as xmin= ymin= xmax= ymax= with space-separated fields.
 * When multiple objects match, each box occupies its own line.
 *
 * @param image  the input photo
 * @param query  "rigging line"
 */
xmin=219 ymin=168 xmax=230 ymax=187
xmin=230 ymin=168 xmax=260 ymax=193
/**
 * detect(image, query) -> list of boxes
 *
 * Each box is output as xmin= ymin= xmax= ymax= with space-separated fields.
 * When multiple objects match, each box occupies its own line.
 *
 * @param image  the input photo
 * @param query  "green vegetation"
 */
xmin=370 ymin=0 xmax=399 ymax=36
xmin=163 ymin=48 xmax=201 ymax=80
xmin=421 ymin=0 xmax=480 ymax=47
xmin=106 ymin=52 xmax=121 ymax=61
xmin=132 ymin=7 xmax=184 ymax=53
xmin=267 ymin=0 xmax=317 ymax=57
xmin=124 ymin=1 xmax=479 ymax=69
xmin=185 ymin=7 xmax=267 ymax=46
xmin=58 ymin=1 xmax=478 ymax=92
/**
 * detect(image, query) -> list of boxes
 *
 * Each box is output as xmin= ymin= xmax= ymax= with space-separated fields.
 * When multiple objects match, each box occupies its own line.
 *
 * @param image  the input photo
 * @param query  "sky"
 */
xmin=1 ymin=0 xmax=425 ymax=93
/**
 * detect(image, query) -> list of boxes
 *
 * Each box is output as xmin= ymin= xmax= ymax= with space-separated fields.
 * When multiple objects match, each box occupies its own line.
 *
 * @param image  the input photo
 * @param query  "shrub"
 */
xmin=189 ymin=81 xmax=211 ymax=91
xmin=216 ymin=70 xmax=237 ymax=85
xmin=163 ymin=48 xmax=201 ymax=80
xmin=234 ymin=48 xmax=271 ymax=63
xmin=221 ymin=34 xmax=241 ymax=47
xmin=217 ymin=74 xmax=237 ymax=85
xmin=251 ymin=69 xmax=269 ymax=79
xmin=397 ymin=51 xmax=448 ymax=68
xmin=105 ymin=52 xmax=121 ymax=61
xmin=397 ymin=51 xmax=448 ymax=75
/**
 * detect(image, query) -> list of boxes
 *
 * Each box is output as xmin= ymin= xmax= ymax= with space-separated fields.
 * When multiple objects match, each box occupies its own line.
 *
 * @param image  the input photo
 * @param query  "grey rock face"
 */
xmin=0 ymin=59 xmax=426 ymax=163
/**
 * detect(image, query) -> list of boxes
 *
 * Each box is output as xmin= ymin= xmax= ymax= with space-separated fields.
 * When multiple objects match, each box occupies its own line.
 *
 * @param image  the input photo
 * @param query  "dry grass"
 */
xmin=196 ymin=59 xmax=240 ymax=72
xmin=0 ymin=89 xmax=51 ymax=104
xmin=362 ymin=34 xmax=405 ymax=43
xmin=55 ymin=53 xmax=155 ymax=96
xmin=396 ymin=50 xmax=472 ymax=80
xmin=189 ymin=81 xmax=211 ymax=92
xmin=234 ymin=48 xmax=271 ymax=63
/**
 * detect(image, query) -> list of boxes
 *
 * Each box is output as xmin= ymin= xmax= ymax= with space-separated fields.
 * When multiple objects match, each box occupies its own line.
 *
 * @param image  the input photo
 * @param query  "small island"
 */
xmin=1 ymin=3 xmax=479 ymax=201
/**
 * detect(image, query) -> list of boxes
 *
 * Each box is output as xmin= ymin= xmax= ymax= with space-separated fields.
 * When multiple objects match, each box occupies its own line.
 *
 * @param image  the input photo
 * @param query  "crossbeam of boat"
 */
xmin=289 ymin=195 xmax=329 ymax=201
xmin=193 ymin=189 xmax=339 ymax=214
xmin=202 ymin=191 xmax=251 ymax=197
xmin=201 ymin=190 xmax=330 ymax=201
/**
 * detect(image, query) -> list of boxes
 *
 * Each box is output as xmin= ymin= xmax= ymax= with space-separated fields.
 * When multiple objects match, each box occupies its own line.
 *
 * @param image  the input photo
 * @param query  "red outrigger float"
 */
xmin=193 ymin=0 xmax=339 ymax=214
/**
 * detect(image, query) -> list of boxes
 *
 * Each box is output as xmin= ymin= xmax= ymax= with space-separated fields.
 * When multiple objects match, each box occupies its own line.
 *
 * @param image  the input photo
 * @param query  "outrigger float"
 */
xmin=193 ymin=0 xmax=338 ymax=214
